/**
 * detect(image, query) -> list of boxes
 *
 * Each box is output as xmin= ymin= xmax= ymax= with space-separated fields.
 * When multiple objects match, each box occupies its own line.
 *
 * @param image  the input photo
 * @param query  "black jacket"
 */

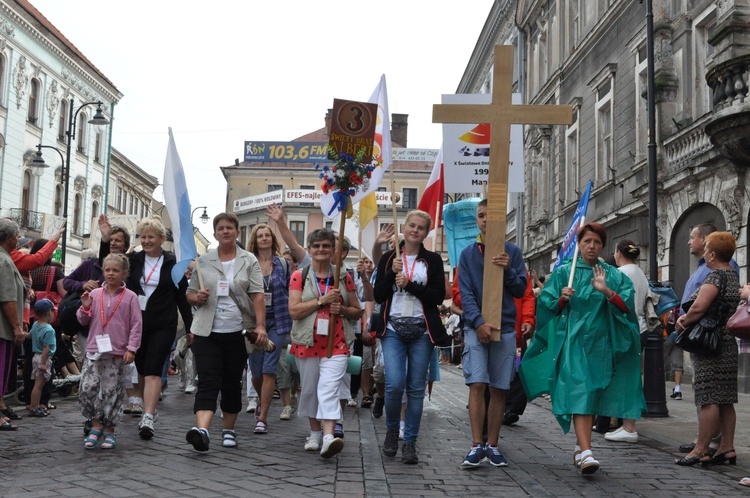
xmin=373 ymin=242 xmax=449 ymax=347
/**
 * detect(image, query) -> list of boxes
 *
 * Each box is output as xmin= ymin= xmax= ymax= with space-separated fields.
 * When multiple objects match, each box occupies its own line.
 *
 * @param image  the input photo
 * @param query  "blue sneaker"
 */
xmin=461 ymin=444 xmax=485 ymax=469
xmin=485 ymin=444 xmax=508 ymax=467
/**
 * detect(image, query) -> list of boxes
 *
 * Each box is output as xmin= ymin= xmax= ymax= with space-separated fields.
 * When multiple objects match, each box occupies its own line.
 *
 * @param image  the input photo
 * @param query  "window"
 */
xmin=267 ymin=184 xmax=283 ymax=192
xmin=94 ymin=131 xmax=102 ymax=163
xmin=289 ymin=221 xmax=305 ymax=247
xmin=129 ymin=192 xmax=135 ymax=215
xmin=27 ymin=79 xmax=39 ymax=125
xmin=300 ymin=184 xmax=315 ymax=207
xmin=325 ymin=221 xmax=333 ymax=230
xmin=91 ymin=200 xmax=99 ymax=219
xmin=116 ymin=186 xmax=123 ymax=213
xmin=22 ymin=171 xmax=31 ymax=211
xmin=58 ymin=99 xmax=68 ymax=142
xmin=54 ymin=184 xmax=62 ymax=216
xmin=567 ymin=0 xmax=580 ymax=54
xmin=73 ymin=193 xmax=82 ymax=235
xmin=565 ymin=100 xmax=581 ymax=203
xmin=590 ymin=65 xmax=616 ymax=183
xmin=693 ymin=6 xmax=716 ymax=118
xmin=77 ymin=113 xmax=87 ymax=153
xmin=402 ymin=188 xmax=418 ymax=209
xmin=240 ymin=226 xmax=247 ymax=248
xmin=378 ymin=186 xmax=388 ymax=211
xmin=634 ymin=44 xmax=648 ymax=160
xmin=0 ymin=55 xmax=6 ymax=108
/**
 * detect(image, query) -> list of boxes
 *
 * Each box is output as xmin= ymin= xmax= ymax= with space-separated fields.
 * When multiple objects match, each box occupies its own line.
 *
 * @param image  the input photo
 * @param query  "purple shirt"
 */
xmin=77 ymin=283 xmax=142 ymax=356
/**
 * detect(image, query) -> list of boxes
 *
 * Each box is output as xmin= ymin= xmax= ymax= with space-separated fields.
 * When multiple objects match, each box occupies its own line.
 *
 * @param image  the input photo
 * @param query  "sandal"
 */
xmin=739 ymin=477 xmax=750 ymax=487
xmin=100 ymin=433 xmax=117 ymax=449
xmin=361 ymin=396 xmax=373 ymax=408
xmin=254 ymin=420 xmax=267 ymax=434
xmin=27 ymin=408 xmax=47 ymax=418
xmin=1 ymin=407 xmax=21 ymax=420
xmin=84 ymin=429 xmax=102 ymax=449
xmin=0 ymin=420 xmax=17 ymax=431
xmin=222 ymin=429 xmax=238 ymax=448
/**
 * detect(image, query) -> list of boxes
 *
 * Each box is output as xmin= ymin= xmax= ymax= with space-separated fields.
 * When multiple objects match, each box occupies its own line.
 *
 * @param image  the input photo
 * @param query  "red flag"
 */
xmin=418 ymin=149 xmax=444 ymax=238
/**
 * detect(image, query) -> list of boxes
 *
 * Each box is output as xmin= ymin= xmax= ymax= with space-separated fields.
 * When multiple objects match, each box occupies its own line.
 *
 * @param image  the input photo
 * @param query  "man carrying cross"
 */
xmin=457 ymin=199 xmax=527 ymax=468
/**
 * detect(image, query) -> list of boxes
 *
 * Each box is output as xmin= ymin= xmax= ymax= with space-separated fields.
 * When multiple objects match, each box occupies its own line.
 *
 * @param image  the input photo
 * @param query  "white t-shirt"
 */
xmin=213 ymin=258 xmax=243 ymax=333
xmin=388 ymin=254 xmax=427 ymax=319
xmin=141 ymin=255 xmax=162 ymax=300
xmin=618 ymin=263 xmax=649 ymax=333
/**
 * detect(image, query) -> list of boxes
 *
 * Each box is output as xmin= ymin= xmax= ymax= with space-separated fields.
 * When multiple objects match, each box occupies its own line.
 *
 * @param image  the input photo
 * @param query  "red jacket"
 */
xmin=11 ymin=240 xmax=57 ymax=273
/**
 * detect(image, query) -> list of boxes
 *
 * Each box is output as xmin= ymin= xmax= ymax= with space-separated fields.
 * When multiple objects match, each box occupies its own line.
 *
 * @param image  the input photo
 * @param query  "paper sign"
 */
xmin=443 ymin=198 xmax=482 ymax=268
xmin=41 ymin=214 xmax=66 ymax=240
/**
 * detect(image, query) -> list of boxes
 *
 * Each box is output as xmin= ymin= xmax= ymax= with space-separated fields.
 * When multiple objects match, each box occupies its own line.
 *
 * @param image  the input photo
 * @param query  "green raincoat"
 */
xmin=518 ymin=258 xmax=646 ymax=433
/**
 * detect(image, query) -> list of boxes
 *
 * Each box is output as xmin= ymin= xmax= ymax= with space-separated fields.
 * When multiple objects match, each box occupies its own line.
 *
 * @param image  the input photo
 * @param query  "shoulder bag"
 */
xmin=727 ymin=301 xmax=750 ymax=340
xmin=674 ymin=272 xmax=728 ymax=357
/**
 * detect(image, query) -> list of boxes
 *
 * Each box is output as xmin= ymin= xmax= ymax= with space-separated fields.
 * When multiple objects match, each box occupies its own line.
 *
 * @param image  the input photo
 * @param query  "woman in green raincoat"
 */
xmin=519 ymin=222 xmax=645 ymax=475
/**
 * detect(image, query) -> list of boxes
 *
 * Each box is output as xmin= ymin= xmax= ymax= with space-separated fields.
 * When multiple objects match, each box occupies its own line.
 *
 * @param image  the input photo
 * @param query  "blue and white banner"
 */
xmin=553 ymin=180 xmax=593 ymax=270
xmin=163 ymin=128 xmax=198 ymax=286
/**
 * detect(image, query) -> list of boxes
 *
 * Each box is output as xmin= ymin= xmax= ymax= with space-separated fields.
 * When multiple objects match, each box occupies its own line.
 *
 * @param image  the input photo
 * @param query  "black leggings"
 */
xmin=192 ymin=332 xmax=247 ymax=414
xmin=135 ymin=326 xmax=176 ymax=377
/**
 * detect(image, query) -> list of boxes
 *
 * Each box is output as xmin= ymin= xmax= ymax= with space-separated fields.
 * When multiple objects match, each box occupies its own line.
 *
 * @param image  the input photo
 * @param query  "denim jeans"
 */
xmin=380 ymin=329 xmax=434 ymax=443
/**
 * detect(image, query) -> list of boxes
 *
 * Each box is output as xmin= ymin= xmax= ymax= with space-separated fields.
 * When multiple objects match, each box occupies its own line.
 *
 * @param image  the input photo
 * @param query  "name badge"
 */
xmin=138 ymin=295 xmax=148 ymax=311
xmin=401 ymin=294 xmax=416 ymax=317
xmin=217 ymin=277 xmax=229 ymax=297
xmin=264 ymin=292 xmax=272 ymax=306
xmin=317 ymin=318 xmax=329 ymax=336
xmin=96 ymin=334 xmax=113 ymax=353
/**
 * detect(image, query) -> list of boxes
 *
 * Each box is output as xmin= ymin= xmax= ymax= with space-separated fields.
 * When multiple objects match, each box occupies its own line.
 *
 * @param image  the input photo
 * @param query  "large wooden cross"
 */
xmin=433 ymin=45 xmax=573 ymax=339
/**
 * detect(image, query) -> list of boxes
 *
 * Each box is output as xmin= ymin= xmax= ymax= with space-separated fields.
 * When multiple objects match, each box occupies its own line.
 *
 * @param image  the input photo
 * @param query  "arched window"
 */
xmin=22 ymin=170 xmax=31 ymax=211
xmin=94 ymin=131 xmax=102 ymax=163
xmin=58 ymin=99 xmax=68 ymax=142
xmin=92 ymin=200 xmax=99 ymax=219
xmin=54 ymin=184 xmax=63 ymax=216
xmin=28 ymin=79 xmax=40 ymax=125
xmin=73 ymin=193 xmax=82 ymax=235
xmin=77 ymin=112 xmax=87 ymax=153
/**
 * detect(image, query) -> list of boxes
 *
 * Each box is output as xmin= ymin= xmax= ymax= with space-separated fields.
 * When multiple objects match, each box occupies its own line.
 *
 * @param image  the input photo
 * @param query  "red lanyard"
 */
xmin=143 ymin=256 xmax=162 ymax=285
xmin=99 ymin=288 xmax=127 ymax=330
xmin=402 ymin=254 xmax=418 ymax=281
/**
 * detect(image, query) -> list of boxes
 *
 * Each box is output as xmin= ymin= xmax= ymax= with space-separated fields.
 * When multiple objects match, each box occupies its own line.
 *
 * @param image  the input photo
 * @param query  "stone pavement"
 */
xmin=1 ymin=365 xmax=750 ymax=497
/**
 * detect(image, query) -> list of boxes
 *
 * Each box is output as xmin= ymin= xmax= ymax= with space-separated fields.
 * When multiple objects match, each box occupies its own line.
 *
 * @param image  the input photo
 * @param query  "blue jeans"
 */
xmin=381 ymin=330 xmax=434 ymax=443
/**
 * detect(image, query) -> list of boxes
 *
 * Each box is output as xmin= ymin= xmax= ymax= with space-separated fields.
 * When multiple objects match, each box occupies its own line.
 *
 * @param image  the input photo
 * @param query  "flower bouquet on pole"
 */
xmin=317 ymin=98 xmax=378 ymax=357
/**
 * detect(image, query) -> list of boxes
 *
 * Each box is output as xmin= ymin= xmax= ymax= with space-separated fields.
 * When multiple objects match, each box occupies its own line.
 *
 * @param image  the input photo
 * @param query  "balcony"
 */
xmin=704 ymin=53 xmax=750 ymax=164
xmin=10 ymin=208 xmax=44 ymax=231
xmin=663 ymin=114 xmax=715 ymax=177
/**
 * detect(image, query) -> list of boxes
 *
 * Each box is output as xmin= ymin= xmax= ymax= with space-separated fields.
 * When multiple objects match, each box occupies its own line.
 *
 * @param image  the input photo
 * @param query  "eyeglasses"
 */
xmin=311 ymin=243 xmax=333 ymax=250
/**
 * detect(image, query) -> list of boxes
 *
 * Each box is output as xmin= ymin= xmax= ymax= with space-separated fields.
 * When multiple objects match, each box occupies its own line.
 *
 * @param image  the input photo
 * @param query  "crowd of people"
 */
xmin=0 ymin=206 xmax=747 ymax=485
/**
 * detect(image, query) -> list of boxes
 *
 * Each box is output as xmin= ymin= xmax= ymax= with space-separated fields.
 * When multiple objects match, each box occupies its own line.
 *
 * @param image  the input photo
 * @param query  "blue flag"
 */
xmin=553 ymin=180 xmax=593 ymax=270
xmin=163 ymin=128 xmax=198 ymax=286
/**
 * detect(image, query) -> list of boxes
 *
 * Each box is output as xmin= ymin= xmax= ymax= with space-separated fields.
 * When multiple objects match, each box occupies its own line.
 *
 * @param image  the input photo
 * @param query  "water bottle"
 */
xmin=52 ymin=247 xmax=62 ymax=262
xmin=242 ymin=329 xmax=276 ymax=352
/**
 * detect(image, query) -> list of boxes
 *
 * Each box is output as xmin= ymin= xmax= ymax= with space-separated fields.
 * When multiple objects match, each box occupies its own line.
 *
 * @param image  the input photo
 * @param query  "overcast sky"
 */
xmin=29 ymin=0 xmax=492 ymax=228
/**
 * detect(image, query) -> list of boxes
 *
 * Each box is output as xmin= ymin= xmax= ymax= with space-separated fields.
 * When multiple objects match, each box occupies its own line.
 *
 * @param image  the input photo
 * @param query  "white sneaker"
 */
xmin=178 ymin=378 xmax=186 ymax=391
xmin=398 ymin=426 xmax=404 ymax=440
xmin=184 ymin=383 xmax=196 ymax=394
xmin=305 ymin=434 xmax=322 ymax=451
xmin=347 ymin=399 xmax=357 ymax=407
xmin=604 ymin=428 xmax=638 ymax=443
xmin=246 ymin=397 xmax=258 ymax=413
xmin=138 ymin=416 xmax=155 ymax=440
xmin=320 ymin=437 xmax=344 ymax=458
xmin=280 ymin=405 xmax=293 ymax=420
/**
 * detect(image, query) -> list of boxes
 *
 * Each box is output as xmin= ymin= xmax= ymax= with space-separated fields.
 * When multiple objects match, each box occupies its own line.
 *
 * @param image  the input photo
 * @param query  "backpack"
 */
xmin=645 ymin=281 xmax=680 ymax=332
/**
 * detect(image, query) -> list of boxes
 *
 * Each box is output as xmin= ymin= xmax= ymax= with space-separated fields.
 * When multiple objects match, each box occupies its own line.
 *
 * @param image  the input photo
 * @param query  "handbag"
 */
xmin=675 ymin=271 xmax=729 ymax=357
xmin=390 ymin=316 xmax=427 ymax=343
xmin=33 ymin=267 xmax=62 ymax=326
xmin=675 ymin=314 xmax=722 ymax=356
xmin=727 ymin=302 xmax=750 ymax=340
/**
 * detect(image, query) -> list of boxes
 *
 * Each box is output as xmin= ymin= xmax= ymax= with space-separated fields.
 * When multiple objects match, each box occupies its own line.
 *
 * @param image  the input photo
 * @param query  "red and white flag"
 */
xmin=417 ymin=148 xmax=444 ymax=238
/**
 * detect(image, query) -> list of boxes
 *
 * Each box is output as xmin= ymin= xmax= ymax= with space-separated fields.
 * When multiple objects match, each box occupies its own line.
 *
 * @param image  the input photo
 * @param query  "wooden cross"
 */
xmin=433 ymin=45 xmax=573 ymax=339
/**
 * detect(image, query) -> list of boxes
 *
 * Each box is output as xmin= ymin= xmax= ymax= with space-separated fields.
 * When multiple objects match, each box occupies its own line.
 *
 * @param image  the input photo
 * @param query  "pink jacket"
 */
xmin=77 ymin=283 xmax=142 ymax=355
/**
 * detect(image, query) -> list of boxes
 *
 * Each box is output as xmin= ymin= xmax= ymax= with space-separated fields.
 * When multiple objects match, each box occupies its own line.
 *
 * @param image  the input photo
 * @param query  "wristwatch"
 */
xmin=317 ymin=299 xmax=323 ymax=308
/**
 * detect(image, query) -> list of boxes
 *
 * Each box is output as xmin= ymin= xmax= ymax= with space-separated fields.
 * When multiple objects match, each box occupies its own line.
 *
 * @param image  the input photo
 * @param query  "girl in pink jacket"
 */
xmin=77 ymin=254 xmax=142 ymax=449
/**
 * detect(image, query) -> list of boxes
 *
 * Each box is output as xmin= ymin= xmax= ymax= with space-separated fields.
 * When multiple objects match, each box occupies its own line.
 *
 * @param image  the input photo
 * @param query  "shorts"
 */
xmin=462 ymin=327 xmax=515 ymax=390
xmin=32 ymin=353 xmax=53 ymax=381
xmin=248 ymin=319 xmax=285 ymax=378
xmin=276 ymin=334 xmax=293 ymax=390
xmin=135 ymin=326 xmax=176 ymax=377
xmin=664 ymin=335 xmax=684 ymax=372
xmin=372 ymin=339 xmax=384 ymax=383
xmin=362 ymin=342 xmax=375 ymax=370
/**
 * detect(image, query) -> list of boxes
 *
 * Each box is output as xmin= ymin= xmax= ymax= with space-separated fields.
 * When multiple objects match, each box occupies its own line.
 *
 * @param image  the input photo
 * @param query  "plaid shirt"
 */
xmin=267 ymin=256 xmax=292 ymax=334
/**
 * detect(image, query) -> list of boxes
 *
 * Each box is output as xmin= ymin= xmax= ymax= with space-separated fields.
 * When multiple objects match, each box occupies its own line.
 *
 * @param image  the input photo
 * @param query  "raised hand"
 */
xmin=591 ymin=265 xmax=611 ymax=295
xmin=81 ymin=291 xmax=93 ymax=309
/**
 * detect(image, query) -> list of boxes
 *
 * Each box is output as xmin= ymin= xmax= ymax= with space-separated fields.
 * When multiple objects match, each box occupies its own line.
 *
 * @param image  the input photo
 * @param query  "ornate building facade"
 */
xmin=460 ymin=0 xmax=750 ymax=390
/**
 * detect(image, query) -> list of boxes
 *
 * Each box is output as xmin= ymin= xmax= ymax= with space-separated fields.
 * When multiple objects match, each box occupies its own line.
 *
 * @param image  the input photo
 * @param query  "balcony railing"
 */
xmin=9 ymin=208 xmax=44 ymax=231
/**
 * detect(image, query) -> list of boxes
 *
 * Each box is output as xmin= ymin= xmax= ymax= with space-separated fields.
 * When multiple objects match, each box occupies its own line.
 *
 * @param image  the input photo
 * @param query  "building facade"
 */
xmin=0 ymin=0 xmax=122 ymax=271
xmin=460 ymin=0 xmax=750 ymax=389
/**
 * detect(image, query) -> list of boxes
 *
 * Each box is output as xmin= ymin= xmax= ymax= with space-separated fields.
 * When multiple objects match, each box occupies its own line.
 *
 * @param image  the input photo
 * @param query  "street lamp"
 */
xmin=191 ymin=206 xmax=209 ymax=225
xmin=35 ymin=99 xmax=109 ymax=265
